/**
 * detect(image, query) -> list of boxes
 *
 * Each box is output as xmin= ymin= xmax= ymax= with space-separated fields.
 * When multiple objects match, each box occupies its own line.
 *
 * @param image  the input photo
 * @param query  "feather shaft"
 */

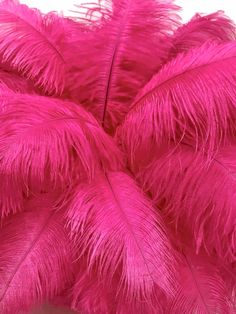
xmin=65 ymin=0 xmax=180 ymax=132
xmin=67 ymin=171 xmax=176 ymax=308
xmin=0 ymin=195 xmax=74 ymax=314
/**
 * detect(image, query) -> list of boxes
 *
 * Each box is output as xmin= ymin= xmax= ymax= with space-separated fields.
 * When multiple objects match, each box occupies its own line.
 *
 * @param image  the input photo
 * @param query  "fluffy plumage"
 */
xmin=67 ymin=171 xmax=176 ymax=310
xmin=0 ymin=195 xmax=74 ymax=314
xmin=0 ymin=69 xmax=35 ymax=93
xmin=169 ymin=11 xmax=236 ymax=57
xmin=168 ymin=251 xmax=231 ymax=314
xmin=117 ymin=41 xmax=236 ymax=166
xmin=71 ymin=258 xmax=119 ymax=314
xmin=0 ymin=0 xmax=235 ymax=313
xmin=137 ymin=143 xmax=236 ymax=263
xmin=64 ymin=0 xmax=180 ymax=132
xmin=71 ymin=264 xmax=167 ymax=314
xmin=0 ymin=0 xmax=67 ymax=94
xmin=0 ymin=91 xmax=122 ymax=216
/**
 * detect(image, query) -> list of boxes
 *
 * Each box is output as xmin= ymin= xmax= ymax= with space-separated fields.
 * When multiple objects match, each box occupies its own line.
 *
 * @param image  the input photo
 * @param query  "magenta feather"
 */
xmin=137 ymin=144 xmax=236 ymax=263
xmin=71 ymin=263 xmax=114 ymax=314
xmin=67 ymin=171 xmax=176 ymax=309
xmin=0 ymin=91 xmax=122 ymax=216
xmin=168 ymin=251 xmax=231 ymax=314
xmin=64 ymin=0 xmax=180 ymax=132
xmin=0 ymin=195 xmax=74 ymax=314
xmin=0 ymin=69 xmax=35 ymax=93
xmin=117 ymin=41 xmax=236 ymax=166
xmin=0 ymin=0 xmax=67 ymax=94
xmin=71 ymin=264 xmax=167 ymax=314
xmin=169 ymin=11 xmax=236 ymax=57
xmin=0 ymin=175 xmax=25 ymax=217
xmin=0 ymin=0 xmax=234 ymax=312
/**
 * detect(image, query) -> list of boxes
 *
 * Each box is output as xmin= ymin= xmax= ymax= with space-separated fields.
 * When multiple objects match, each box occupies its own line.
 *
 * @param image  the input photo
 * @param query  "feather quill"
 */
xmin=138 ymin=144 xmax=236 ymax=263
xmin=0 ymin=195 xmax=74 ymax=314
xmin=0 ymin=0 xmax=67 ymax=94
xmin=0 ymin=91 xmax=122 ymax=216
xmin=117 ymin=41 xmax=236 ymax=165
xmin=169 ymin=11 xmax=236 ymax=58
xmin=65 ymin=0 xmax=180 ymax=132
xmin=67 ymin=171 xmax=176 ymax=309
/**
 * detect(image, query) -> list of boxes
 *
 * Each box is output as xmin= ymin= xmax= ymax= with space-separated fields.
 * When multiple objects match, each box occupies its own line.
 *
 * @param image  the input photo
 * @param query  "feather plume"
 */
xmin=71 ymin=262 xmax=166 ymax=314
xmin=169 ymin=11 xmax=236 ymax=58
xmin=138 ymin=143 xmax=236 ymax=263
xmin=0 ymin=195 xmax=74 ymax=314
xmin=0 ymin=1 xmax=233 ymax=312
xmin=67 ymin=171 xmax=176 ymax=309
xmin=71 ymin=264 xmax=169 ymax=314
xmin=117 ymin=41 xmax=236 ymax=165
xmin=0 ymin=91 xmax=122 ymax=216
xmin=168 ymin=251 xmax=231 ymax=314
xmin=0 ymin=0 xmax=67 ymax=94
xmin=0 ymin=69 xmax=35 ymax=93
xmin=65 ymin=0 xmax=180 ymax=132
xmin=71 ymin=262 xmax=114 ymax=314
xmin=0 ymin=175 xmax=25 ymax=218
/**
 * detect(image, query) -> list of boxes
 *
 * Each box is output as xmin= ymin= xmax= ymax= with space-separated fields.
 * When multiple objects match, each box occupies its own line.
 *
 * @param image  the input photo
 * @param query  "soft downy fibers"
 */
xmin=0 ymin=0 xmax=235 ymax=313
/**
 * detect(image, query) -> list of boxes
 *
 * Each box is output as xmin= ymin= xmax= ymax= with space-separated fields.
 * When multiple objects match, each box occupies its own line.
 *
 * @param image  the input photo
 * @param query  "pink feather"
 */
xmin=169 ymin=11 xmax=236 ymax=58
xmin=0 ymin=91 xmax=122 ymax=216
xmin=64 ymin=0 xmax=180 ymax=132
xmin=117 ymin=41 xmax=236 ymax=166
xmin=0 ymin=68 xmax=35 ymax=93
xmin=0 ymin=0 xmax=234 ymax=312
xmin=137 ymin=143 xmax=236 ymax=263
xmin=71 ymin=262 xmax=114 ymax=314
xmin=71 ymin=263 xmax=167 ymax=314
xmin=0 ymin=195 xmax=74 ymax=314
xmin=0 ymin=0 xmax=67 ymax=94
xmin=168 ymin=250 xmax=231 ymax=314
xmin=67 ymin=171 xmax=177 ymax=310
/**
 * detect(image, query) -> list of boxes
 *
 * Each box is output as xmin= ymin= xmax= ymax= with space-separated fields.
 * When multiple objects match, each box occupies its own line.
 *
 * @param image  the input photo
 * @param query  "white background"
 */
xmin=20 ymin=0 xmax=236 ymax=22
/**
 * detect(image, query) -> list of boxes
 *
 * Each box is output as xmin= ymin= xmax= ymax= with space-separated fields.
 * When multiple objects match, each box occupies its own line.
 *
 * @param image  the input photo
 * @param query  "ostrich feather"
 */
xmin=138 ymin=144 xmax=236 ymax=263
xmin=0 ymin=195 xmax=74 ymax=314
xmin=0 ymin=69 xmax=35 ymax=93
xmin=71 ymin=264 xmax=167 ymax=314
xmin=169 ymin=11 xmax=236 ymax=58
xmin=117 ymin=41 xmax=236 ymax=165
xmin=71 ymin=268 xmax=168 ymax=314
xmin=65 ymin=0 xmax=180 ymax=132
xmin=0 ymin=0 xmax=67 ymax=94
xmin=71 ymin=263 xmax=113 ymax=314
xmin=168 ymin=251 xmax=231 ymax=314
xmin=0 ymin=176 xmax=25 ymax=218
xmin=67 ymin=171 xmax=176 ymax=309
xmin=0 ymin=91 xmax=122 ymax=216
xmin=0 ymin=1 xmax=234 ymax=313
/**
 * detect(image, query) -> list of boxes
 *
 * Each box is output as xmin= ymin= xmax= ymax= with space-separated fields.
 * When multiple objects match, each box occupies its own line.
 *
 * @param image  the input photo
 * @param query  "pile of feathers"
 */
xmin=0 ymin=0 xmax=235 ymax=313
